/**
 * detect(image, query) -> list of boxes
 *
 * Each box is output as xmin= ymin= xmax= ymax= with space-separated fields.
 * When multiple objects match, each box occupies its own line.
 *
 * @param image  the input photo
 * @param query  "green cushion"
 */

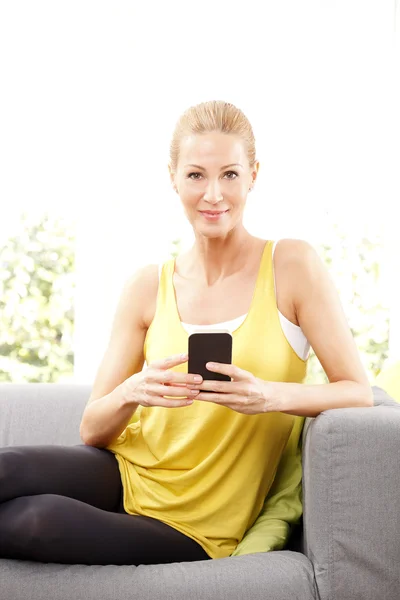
xmin=231 ymin=417 xmax=304 ymax=556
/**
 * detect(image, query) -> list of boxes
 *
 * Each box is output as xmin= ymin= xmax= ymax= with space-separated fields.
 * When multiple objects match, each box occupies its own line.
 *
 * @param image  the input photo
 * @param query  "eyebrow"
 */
xmin=184 ymin=163 xmax=243 ymax=171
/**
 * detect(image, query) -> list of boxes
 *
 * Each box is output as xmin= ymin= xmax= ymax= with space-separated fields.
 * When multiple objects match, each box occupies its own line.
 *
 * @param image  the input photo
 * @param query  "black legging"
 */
xmin=0 ymin=444 xmax=210 ymax=565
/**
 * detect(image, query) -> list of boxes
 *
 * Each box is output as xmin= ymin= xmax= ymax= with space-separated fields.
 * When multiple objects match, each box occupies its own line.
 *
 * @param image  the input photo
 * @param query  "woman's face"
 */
xmin=170 ymin=132 xmax=258 ymax=238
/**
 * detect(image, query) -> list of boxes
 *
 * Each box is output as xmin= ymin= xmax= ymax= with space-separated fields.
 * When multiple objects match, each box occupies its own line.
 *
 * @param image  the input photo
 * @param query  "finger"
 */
xmin=147 ymin=397 xmax=196 ymax=408
xmin=206 ymin=362 xmax=248 ymax=379
xmin=191 ymin=379 xmax=238 ymax=394
xmin=149 ymin=353 xmax=188 ymax=371
xmin=147 ymin=371 xmax=203 ymax=386
xmin=149 ymin=384 xmax=200 ymax=399
xmin=195 ymin=392 xmax=244 ymax=408
xmin=195 ymin=392 xmax=231 ymax=403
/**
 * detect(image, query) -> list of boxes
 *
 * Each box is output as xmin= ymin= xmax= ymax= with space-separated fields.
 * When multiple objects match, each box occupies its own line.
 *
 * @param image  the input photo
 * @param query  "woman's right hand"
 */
xmin=121 ymin=352 xmax=203 ymax=408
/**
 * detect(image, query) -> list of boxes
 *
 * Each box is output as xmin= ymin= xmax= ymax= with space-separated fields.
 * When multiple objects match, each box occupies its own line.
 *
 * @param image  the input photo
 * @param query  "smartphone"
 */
xmin=188 ymin=331 xmax=233 ymax=383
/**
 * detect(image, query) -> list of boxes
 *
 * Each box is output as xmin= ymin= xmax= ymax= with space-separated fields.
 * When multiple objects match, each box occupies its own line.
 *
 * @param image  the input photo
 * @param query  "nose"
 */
xmin=203 ymin=180 xmax=223 ymax=204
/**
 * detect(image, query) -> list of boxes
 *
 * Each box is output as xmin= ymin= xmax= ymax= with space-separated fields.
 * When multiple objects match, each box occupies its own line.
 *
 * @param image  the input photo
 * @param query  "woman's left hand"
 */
xmin=190 ymin=362 xmax=279 ymax=415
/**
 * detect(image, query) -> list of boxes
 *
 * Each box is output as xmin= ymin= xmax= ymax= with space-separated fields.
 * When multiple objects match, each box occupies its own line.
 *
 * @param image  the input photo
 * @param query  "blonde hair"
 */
xmin=169 ymin=100 xmax=256 ymax=172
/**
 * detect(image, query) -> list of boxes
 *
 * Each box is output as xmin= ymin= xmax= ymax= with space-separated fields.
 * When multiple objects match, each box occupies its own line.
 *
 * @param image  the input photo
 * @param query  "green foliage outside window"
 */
xmin=305 ymin=225 xmax=389 ymax=384
xmin=0 ymin=215 xmax=389 ymax=384
xmin=0 ymin=213 xmax=75 ymax=382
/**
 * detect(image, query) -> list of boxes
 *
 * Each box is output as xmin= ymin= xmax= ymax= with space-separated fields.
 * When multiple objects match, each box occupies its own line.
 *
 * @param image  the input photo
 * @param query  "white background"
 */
xmin=0 ymin=1 xmax=399 ymax=381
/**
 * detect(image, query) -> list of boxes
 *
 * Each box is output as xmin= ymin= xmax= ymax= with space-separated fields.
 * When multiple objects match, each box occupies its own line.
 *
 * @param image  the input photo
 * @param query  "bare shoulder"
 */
xmin=273 ymin=239 xmax=321 ymax=325
xmin=274 ymin=238 xmax=318 ymax=269
xmin=126 ymin=262 xmax=159 ymax=290
xmin=124 ymin=263 xmax=159 ymax=329
xmin=274 ymin=238 xmax=324 ymax=291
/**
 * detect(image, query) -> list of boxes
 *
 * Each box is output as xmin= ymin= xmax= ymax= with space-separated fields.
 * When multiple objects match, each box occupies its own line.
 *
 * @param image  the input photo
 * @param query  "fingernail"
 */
xmin=180 ymin=353 xmax=188 ymax=359
xmin=193 ymin=375 xmax=202 ymax=382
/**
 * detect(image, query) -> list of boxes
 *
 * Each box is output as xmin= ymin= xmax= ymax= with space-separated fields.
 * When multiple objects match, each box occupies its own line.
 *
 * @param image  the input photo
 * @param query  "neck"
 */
xmin=183 ymin=229 xmax=258 ymax=287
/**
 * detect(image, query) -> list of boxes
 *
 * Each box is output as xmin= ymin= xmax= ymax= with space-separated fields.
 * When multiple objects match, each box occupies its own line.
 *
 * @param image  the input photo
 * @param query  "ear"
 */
xmin=249 ymin=160 xmax=260 ymax=191
xmin=252 ymin=160 xmax=260 ymax=184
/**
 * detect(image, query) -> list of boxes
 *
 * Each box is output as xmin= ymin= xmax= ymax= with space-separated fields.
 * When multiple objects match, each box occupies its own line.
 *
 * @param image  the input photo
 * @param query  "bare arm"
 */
xmin=272 ymin=239 xmax=373 ymax=417
xmin=79 ymin=265 xmax=156 ymax=448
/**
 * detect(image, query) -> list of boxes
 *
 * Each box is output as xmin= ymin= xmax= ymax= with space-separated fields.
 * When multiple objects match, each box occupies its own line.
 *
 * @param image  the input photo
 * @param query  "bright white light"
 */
xmin=0 ymin=1 xmax=398 ymax=379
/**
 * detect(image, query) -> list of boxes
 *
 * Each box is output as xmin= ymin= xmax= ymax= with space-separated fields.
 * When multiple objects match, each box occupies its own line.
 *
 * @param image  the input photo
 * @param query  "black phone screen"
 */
xmin=188 ymin=332 xmax=232 ymax=382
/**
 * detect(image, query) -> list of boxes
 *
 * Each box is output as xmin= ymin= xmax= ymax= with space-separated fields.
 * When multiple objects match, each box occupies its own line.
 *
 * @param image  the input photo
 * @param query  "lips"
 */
xmin=198 ymin=209 xmax=229 ymax=222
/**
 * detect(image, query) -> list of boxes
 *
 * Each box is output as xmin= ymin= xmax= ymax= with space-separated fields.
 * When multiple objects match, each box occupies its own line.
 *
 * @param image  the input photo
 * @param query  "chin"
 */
xmin=195 ymin=225 xmax=234 ymax=240
xmin=188 ymin=213 xmax=239 ymax=238
xmin=199 ymin=231 xmax=227 ymax=239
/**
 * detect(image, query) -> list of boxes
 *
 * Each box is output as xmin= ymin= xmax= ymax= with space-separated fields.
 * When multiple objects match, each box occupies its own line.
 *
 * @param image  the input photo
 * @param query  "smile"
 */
xmin=199 ymin=210 xmax=229 ymax=221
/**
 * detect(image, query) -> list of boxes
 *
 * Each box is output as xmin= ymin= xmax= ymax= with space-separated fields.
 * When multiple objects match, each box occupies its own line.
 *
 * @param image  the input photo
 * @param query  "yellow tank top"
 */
xmin=106 ymin=240 xmax=308 ymax=559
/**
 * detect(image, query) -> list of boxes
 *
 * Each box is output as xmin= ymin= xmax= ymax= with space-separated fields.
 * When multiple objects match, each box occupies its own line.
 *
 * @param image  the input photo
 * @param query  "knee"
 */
xmin=0 ymin=496 xmax=47 ymax=559
xmin=21 ymin=495 xmax=62 ymax=541
xmin=1 ymin=495 xmax=59 ymax=555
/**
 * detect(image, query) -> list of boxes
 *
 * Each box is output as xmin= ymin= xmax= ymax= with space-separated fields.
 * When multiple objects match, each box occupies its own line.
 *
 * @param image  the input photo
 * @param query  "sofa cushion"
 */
xmin=0 ymin=551 xmax=316 ymax=600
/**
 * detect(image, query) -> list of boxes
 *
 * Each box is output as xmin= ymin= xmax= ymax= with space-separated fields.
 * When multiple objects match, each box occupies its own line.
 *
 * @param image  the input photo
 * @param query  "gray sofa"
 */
xmin=0 ymin=384 xmax=399 ymax=600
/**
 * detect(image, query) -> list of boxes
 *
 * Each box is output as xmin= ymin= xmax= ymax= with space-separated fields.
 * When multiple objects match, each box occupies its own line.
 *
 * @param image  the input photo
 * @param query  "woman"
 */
xmin=0 ymin=100 xmax=372 ymax=566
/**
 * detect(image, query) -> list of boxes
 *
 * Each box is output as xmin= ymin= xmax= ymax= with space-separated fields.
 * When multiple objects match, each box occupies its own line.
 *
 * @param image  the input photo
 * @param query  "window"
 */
xmin=1 ymin=1 xmax=398 ymax=383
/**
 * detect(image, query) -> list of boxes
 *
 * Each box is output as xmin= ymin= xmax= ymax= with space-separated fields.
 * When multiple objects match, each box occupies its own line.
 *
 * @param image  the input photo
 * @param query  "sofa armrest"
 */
xmin=302 ymin=390 xmax=400 ymax=600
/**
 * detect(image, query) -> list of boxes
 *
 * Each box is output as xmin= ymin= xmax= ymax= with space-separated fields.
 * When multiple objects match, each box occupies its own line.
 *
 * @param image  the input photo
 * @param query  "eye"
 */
xmin=187 ymin=172 xmax=202 ymax=180
xmin=224 ymin=171 xmax=238 ymax=180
